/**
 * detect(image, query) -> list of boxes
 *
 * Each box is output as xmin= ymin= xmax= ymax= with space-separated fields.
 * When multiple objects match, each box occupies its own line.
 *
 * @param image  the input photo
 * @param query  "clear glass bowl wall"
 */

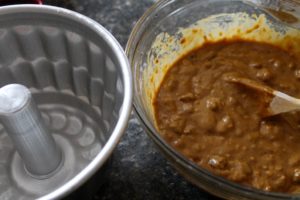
xmin=126 ymin=0 xmax=300 ymax=199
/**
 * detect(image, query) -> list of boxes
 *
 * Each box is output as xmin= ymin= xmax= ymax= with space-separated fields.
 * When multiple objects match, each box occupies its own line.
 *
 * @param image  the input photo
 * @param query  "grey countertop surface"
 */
xmin=43 ymin=0 xmax=220 ymax=199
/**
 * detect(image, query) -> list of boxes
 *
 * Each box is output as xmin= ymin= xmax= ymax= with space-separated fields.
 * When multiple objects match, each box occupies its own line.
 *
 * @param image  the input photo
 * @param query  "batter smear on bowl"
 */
xmin=153 ymin=40 xmax=300 ymax=193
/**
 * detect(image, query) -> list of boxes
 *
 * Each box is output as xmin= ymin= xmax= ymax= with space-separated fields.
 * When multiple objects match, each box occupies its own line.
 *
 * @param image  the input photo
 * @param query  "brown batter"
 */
xmin=153 ymin=40 xmax=300 ymax=193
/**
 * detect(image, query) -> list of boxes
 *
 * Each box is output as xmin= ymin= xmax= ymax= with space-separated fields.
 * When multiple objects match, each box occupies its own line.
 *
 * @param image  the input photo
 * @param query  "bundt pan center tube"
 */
xmin=0 ymin=84 xmax=63 ymax=179
xmin=0 ymin=5 xmax=132 ymax=200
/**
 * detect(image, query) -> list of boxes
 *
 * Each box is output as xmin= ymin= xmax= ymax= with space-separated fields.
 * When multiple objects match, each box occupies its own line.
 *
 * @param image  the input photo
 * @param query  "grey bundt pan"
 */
xmin=0 ymin=5 xmax=132 ymax=200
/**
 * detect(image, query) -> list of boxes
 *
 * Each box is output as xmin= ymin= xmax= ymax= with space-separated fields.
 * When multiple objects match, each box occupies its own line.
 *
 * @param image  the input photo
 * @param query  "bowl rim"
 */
xmin=126 ymin=0 xmax=298 ymax=199
xmin=0 ymin=4 xmax=133 ymax=200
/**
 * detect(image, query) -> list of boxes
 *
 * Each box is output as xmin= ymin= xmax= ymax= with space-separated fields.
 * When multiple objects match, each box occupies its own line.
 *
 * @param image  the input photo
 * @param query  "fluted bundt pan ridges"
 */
xmin=0 ymin=5 xmax=132 ymax=199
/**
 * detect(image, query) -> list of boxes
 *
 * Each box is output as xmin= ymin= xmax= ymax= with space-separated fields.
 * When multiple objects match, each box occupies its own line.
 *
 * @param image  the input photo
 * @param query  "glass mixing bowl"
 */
xmin=126 ymin=0 xmax=300 ymax=199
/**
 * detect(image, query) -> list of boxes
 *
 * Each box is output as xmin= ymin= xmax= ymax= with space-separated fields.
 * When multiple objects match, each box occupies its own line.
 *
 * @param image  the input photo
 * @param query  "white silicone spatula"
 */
xmin=224 ymin=74 xmax=300 ymax=117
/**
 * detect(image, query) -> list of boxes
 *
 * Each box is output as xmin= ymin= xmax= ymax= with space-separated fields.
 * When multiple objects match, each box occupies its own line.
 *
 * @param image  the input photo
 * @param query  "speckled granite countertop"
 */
xmin=43 ymin=0 xmax=219 ymax=199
